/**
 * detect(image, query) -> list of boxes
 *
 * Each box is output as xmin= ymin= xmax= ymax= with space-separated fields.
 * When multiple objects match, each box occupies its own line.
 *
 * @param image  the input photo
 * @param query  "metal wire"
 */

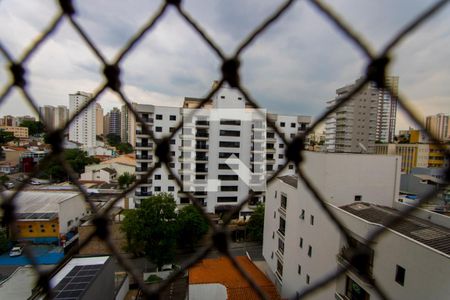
xmin=0 ymin=0 xmax=449 ymax=299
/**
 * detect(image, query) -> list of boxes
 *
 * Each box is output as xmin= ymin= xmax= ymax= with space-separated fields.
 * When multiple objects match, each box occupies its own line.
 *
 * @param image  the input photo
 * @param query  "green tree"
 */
xmin=39 ymin=149 xmax=100 ymax=181
xmin=118 ymin=172 xmax=135 ymax=189
xmin=247 ymin=204 xmax=265 ymax=242
xmin=107 ymin=133 xmax=121 ymax=146
xmin=176 ymin=205 xmax=209 ymax=251
xmin=19 ymin=120 xmax=44 ymax=136
xmin=0 ymin=129 xmax=15 ymax=144
xmin=0 ymin=175 xmax=10 ymax=185
xmin=121 ymin=193 xmax=177 ymax=268
xmin=116 ymin=142 xmax=133 ymax=154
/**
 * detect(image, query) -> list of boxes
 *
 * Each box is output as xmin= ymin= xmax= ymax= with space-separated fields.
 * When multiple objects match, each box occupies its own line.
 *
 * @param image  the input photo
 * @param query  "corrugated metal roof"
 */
xmin=1 ymin=191 xmax=80 ymax=214
xmin=340 ymin=202 xmax=450 ymax=255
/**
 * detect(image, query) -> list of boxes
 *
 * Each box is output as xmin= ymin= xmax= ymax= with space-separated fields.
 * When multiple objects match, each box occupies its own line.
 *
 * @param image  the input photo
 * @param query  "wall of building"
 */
xmin=58 ymin=194 xmax=88 ymax=234
xmin=0 ymin=126 xmax=28 ymax=138
xmin=83 ymin=257 xmax=115 ymax=300
xmin=263 ymin=152 xmax=401 ymax=299
xmin=16 ymin=219 xmax=59 ymax=239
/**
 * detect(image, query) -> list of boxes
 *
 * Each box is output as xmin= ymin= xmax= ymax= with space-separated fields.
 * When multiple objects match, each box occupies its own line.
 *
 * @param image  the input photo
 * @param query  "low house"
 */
xmin=1 ymin=190 xmax=89 ymax=244
xmin=83 ymin=154 xmax=135 ymax=177
xmin=80 ymin=167 xmax=117 ymax=183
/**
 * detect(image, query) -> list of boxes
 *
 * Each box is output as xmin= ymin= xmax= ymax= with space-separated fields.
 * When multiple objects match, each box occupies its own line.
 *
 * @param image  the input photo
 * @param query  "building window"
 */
xmin=168 ymin=186 xmax=175 ymax=192
xmin=395 ymin=265 xmax=406 ymax=286
xmin=289 ymin=164 xmax=294 ymax=169
xmin=155 ymin=126 xmax=162 ymax=132
xmin=169 ymin=127 xmax=175 ymax=133
xmin=155 ymin=174 xmax=161 ymax=180
xmin=219 ymin=141 xmax=240 ymax=148
xmin=170 ymin=115 xmax=176 ymax=121
xmin=217 ymin=196 xmax=238 ymax=203
xmin=277 ymin=260 xmax=283 ymax=277
xmin=220 ymin=185 xmax=238 ymax=192
xmin=272 ymin=232 xmax=275 ymax=239
xmin=156 ymin=114 xmax=163 ymax=120
xmin=281 ymin=194 xmax=287 ymax=209
xmin=271 ymin=252 xmax=274 ymax=259
xmin=273 ymin=211 xmax=276 ymax=219
xmin=278 ymin=154 xmax=284 ymax=159
xmin=306 ymin=274 xmax=310 ymax=284
xmin=279 ymin=143 xmax=284 ymax=148
xmin=298 ymin=265 xmax=301 ymax=275
xmin=291 ymin=123 xmax=296 ymax=128
xmin=299 ymin=237 xmax=303 ymax=248
xmin=310 ymin=215 xmax=314 ymax=225
xmin=278 ymin=238 xmax=285 ymax=254
xmin=218 ymin=174 xmax=238 ymax=181
xmin=168 ymin=174 xmax=174 ymax=180
xmin=355 ymin=195 xmax=362 ymax=201
xmin=308 ymin=245 xmax=312 ymax=257
xmin=170 ymin=139 xmax=176 ymax=144
xmin=220 ymin=130 xmax=240 ymax=137
xmin=280 ymin=122 xmax=285 ymax=127
xmin=154 ymin=186 xmax=161 ymax=192
xmin=278 ymin=217 xmax=286 ymax=235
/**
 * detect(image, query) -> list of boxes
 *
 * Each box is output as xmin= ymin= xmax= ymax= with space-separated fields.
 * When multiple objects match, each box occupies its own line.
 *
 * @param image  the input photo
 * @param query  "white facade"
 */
xmin=80 ymin=168 xmax=117 ymax=183
xmin=263 ymin=152 xmax=450 ymax=300
xmin=425 ymin=113 xmax=450 ymax=142
xmin=134 ymin=85 xmax=311 ymax=214
xmin=69 ymin=91 xmax=97 ymax=148
xmin=121 ymin=103 xmax=137 ymax=146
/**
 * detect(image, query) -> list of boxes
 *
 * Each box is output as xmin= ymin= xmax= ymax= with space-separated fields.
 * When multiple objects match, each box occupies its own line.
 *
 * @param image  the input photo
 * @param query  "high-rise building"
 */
xmin=121 ymin=103 xmax=137 ymax=146
xmin=68 ymin=91 xmax=97 ymax=148
xmin=325 ymin=77 xmax=399 ymax=153
xmin=39 ymin=105 xmax=55 ymax=129
xmin=39 ymin=105 xmax=68 ymax=129
xmin=134 ymin=84 xmax=311 ymax=214
xmin=103 ymin=113 xmax=110 ymax=136
xmin=95 ymin=103 xmax=104 ymax=136
xmin=107 ymin=107 xmax=121 ymax=138
xmin=425 ymin=113 xmax=450 ymax=142
xmin=0 ymin=115 xmax=16 ymax=126
xmin=54 ymin=105 xmax=69 ymax=129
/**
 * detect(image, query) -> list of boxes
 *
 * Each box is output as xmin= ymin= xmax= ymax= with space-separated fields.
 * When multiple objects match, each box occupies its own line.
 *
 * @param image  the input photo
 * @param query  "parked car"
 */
xmin=4 ymin=182 xmax=15 ymax=189
xmin=9 ymin=246 xmax=23 ymax=257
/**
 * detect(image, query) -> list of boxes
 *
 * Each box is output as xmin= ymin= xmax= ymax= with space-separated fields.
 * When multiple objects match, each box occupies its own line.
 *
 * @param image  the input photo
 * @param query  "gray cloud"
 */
xmin=0 ymin=0 xmax=449 ymax=132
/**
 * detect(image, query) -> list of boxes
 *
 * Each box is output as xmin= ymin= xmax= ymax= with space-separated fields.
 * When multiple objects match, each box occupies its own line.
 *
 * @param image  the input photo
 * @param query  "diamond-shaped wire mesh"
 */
xmin=0 ymin=0 xmax=449 ymax=299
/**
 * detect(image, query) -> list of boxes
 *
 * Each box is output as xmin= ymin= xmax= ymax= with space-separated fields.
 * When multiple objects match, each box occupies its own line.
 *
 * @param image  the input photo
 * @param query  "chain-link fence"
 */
xmin=1 ymin=0 xmax=449 ymax=299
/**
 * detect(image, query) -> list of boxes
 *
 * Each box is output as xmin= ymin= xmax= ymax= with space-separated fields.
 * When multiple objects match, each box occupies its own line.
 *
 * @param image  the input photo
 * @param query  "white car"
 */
xmin=9 ymin=246 xmax=23 ymax=257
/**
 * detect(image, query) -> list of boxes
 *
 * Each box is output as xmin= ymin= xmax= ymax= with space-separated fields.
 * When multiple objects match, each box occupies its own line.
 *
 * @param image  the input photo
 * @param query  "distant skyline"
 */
xmin=1 ymin=0 xmax=449 ymax=132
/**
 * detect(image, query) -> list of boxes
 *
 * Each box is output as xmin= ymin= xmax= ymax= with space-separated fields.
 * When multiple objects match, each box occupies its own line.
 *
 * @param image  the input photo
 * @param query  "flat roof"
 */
xmin=340 ymin=202 xmax=450 ymax=255
xmin=1 ymin=191 xmax=80 ymax=214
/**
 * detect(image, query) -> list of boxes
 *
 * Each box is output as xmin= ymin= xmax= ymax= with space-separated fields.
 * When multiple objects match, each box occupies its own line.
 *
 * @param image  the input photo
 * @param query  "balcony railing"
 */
xmin=136 ymin=143 xmax=152 ymax=148
xmin=136 ymin=155 xmax=152 ymax=160
xmin=135 ymin=191 xmax=152 ymax=197
xmin=136 ymin=167 xmax=148 ymax=172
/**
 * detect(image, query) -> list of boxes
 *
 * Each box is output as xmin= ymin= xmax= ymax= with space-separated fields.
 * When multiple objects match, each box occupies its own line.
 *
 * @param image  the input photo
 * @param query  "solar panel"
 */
xmin=52 ymin=264 xmax=105 ymax=299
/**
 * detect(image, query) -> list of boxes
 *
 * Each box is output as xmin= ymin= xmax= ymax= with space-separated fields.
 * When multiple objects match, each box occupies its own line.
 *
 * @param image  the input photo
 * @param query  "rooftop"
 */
xmin=101 ymin=154 xmax=135 ymax=166
xmin=278 ymin=175 xmax=298 ymax=188
xmin=189 ymin=256 xmax=280 ymax=300
xmin=340 ymin=202 xmax=450 ymax=255
xmin=1 ymin=190 xmax=80 ymax=214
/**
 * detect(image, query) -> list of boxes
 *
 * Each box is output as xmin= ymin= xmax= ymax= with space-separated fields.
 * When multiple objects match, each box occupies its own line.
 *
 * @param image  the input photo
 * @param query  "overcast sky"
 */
xmin=1 ymin=0 xmax=449 ymax=132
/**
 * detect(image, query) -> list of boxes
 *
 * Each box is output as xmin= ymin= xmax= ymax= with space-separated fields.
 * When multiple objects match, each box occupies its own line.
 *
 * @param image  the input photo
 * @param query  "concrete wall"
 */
xmin=58 ymin=194 xmax=88 ymax=234
xmin=83 ymin=257 xmax=115 ymax=300
xmin=263 ymin=152 xmax=401 ymax=299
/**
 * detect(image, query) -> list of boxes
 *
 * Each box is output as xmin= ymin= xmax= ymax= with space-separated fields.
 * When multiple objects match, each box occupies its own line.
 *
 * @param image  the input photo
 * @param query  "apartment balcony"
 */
xmin=195 ymin=156 xmax=208 ymax=162
xmin=136 ymin=167 xmax=149 ymax=173
xmin=195 ymin=132 xmax=209 ymax=139
xmin=277 ymin=228 xmax=285 ymax=239
xmin=136 ymin=155 xmax=152 ymax=160
xmin=179 ymin=145 xmax=194 ymax=151
xmin=179 ymin=133 xmax=194 ymax=139
xmin=195 ymin=145 xmax=209 ymax=151
xmin=136 ymin=143 xmax=153 ymax=148
xmin=135 ymin=191 xmax=152 ymax=197
xmin=335 ymin=293 xmax=350 ymax=300
xmin=337 ymin=247 xmax=373 ymax=282
xmin=136 ymin=130 xmax=152 ymax=136
xmin=195 ymin=120 xmax=209 ymax=128
xmin=278 ymin=206 xmax=286 ymax=216
xmin=266 ymin=148 xmax=276 ymax=153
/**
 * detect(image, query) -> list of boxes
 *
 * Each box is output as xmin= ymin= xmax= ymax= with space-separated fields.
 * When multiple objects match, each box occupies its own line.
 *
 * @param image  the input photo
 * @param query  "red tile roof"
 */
xmin=189 ymin=256 xmax=281 ymax=300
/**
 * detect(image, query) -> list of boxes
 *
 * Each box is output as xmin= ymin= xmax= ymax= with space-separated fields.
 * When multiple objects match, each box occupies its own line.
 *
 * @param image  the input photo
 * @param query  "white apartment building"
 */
xmin=325 ymin=77 xmax=398 ymax=153
xmin=69 ymin=91 xmax=97 ymax=148
xmin=263 ymin=152 xmax=450 ymax=299
xmin=134 ymin=85 xmax=311 ymax=214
